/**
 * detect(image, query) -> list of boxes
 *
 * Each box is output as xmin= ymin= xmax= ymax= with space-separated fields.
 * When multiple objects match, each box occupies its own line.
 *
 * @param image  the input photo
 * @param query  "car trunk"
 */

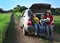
xmin=30 ymin=3 xmax=51 ymax=19
xmin=28 ymin=3 xmax=51 ymax=29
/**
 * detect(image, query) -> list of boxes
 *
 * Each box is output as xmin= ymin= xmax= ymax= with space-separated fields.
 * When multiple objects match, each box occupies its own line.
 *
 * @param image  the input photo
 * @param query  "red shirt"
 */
xmin=44 ymin=15 xmax=53 ymax=25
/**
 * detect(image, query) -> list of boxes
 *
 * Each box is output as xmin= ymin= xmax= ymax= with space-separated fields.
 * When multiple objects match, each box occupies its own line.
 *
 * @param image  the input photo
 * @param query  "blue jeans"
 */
xmin=46 ymin=25 xmax=54 ymax=39
xmin=34 ymin=24 xmax=40 ymax=35
xmin=39 ymin=25 xmax=46 ymax=34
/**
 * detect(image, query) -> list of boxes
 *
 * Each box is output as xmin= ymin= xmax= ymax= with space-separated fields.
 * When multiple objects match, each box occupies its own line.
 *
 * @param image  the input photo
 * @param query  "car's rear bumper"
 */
xmin=27 ymin=26 xmax=35 ymax=32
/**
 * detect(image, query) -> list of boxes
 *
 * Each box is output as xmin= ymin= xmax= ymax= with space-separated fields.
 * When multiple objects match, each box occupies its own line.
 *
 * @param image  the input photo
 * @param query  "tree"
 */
xmin=20 ymin=6 xmax=27 ymax=12
xmin=55 ymin=8 xmax=60 ymax=15
xmin=51 ymin=8 xmax=56 ymax=15
xmin=13 ymin=5 xmax=21 ymax=13
xmin=13 ymin=5 xmax=27 ymax=13
xmin=0 ymin=8 xmax=3 ymax=13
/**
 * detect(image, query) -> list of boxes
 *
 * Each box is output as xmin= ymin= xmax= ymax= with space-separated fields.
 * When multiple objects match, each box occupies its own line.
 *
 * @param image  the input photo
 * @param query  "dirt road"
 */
xmin=16 ymin=21 xmax=47 ymax=43
xmin=15 ymin=20 xmax=55 ymax=43
xmin=16 ymin=19 xmax=60 ymax=43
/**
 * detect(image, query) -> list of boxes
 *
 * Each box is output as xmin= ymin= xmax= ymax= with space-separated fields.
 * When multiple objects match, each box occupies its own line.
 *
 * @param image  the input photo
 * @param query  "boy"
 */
xmin=32 ymin=14 xmax=40 ymax=36
xmin=39 ymin=14 xmax=47 ymax=36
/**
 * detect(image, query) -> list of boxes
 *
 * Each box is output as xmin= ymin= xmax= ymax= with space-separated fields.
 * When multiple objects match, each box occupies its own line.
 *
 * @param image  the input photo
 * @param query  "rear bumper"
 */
xmin=27 ymin=26 xmax=35 ymax=32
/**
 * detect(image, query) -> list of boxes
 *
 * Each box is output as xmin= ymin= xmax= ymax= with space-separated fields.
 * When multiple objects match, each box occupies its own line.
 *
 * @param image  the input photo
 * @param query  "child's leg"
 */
xmin=43 ymin=26 xmax=45 ymax=34
xmin=44 ymin=25 xmax=47 ymax=35
xmin=46 ymin=25 xmax=50 ymax=38
xmin=34 ymin=24 xmax=38 ymax=35
xmin=36 ymin=24 xmax=40 ymax=35
xmin=49 ymin=25 xmax=54 ymax=39
xmin=38 ymin=24 xmax=43 ymax=35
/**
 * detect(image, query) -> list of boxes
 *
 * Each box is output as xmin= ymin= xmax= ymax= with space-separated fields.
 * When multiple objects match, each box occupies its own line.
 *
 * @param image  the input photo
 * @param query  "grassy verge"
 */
xmin=14 ymin=12 xmax=22 ymax=20
xmin=0 ymin=13 xmax=11 ymax=43
xmin=2 ymin=12 xmax=22 ymax=43
xmin=54 ymin=15 xmax=60 ymax=33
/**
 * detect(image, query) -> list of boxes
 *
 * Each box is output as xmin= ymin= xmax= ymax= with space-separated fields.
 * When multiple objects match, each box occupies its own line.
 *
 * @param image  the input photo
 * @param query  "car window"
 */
xmin=28 ymin=10 xmax=32 ymax=17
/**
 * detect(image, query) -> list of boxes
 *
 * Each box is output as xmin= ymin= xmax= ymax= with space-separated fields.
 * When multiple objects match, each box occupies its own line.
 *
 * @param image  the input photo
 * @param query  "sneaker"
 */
xmin=35 ymin=32 xmax=37 ymax=35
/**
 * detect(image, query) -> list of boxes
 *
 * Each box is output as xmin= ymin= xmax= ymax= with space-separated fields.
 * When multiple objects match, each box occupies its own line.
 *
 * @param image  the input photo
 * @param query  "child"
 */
xmin=32 ymin=14 xmax=40 ymax=36
xmin=39 ymin=14 xmax=47 ymax=36
xmin=45 ymin=10 xmax=54 ymax=40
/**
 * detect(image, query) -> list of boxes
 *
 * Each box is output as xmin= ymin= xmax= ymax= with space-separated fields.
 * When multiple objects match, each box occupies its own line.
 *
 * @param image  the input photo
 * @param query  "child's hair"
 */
xmin=45 ymin=10 xmax=52 ymax=16
xmin=41 ymin=14 xmax=45 ymax=19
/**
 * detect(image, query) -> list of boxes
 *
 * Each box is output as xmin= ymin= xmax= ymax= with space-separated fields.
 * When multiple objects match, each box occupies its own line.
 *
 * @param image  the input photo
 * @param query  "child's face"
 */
xmin=41 ymin=15 xmax=44 ymax=19
xmin=46 ymin=12 xmax=50 ymax=16
xmin=33 ymin=14 xmax=36 ymax=17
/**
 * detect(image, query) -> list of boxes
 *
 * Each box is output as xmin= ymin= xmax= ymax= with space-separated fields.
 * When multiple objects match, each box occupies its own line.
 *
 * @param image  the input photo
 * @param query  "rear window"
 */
xmin=28 ymin=10 xmax=32 ymax=17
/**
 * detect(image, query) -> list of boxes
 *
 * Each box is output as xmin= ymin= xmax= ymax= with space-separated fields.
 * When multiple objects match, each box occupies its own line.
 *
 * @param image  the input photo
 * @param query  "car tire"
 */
xmin=20 ymin=26 xmax=23 ymax=29
xmin=20 ymin=25 xmax=24 ymax=29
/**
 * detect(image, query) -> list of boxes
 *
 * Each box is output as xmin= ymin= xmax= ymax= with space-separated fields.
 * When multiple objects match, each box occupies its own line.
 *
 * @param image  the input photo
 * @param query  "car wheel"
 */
xmin=20 ymin=25 xmax=24 ymax=29
xmin=20 ymin=26 xmax=23 ymax=29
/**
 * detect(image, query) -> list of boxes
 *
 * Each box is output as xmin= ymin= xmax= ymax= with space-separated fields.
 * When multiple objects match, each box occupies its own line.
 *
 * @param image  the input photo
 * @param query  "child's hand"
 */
xmin=46 ymin=18 xmax=50 ymax=22
xmin=51 ymin=20 xmax=55 ymax=25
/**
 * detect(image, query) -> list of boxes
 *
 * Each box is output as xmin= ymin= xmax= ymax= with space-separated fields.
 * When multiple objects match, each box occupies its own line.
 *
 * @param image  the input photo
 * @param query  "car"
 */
xmin=20 ymin=3 xmax=51 ymax=35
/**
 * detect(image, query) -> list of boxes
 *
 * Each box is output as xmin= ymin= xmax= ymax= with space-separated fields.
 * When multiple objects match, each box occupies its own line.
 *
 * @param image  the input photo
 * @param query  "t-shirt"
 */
xmin=40 ymin=19 xmax=47 ymax=25
xmin=33 ymin=17 xmax=39 ymax=24
xmin=44 ymin=15 xmax=53 ymax=25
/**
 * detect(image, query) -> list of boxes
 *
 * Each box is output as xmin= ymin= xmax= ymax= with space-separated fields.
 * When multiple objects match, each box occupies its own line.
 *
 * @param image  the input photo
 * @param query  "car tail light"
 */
xmin=27 ymin=18 xmax=32 ymax=26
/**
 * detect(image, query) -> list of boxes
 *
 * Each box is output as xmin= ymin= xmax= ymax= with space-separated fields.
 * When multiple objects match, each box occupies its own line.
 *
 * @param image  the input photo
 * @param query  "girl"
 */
xmin=45 ymin=10 xmax=54 ymax=40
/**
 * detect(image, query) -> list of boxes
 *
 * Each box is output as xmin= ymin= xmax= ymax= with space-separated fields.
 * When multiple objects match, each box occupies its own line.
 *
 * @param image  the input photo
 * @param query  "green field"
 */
xmin=54 ymin=15 xmax=60 ymax=33
xmin=0 ymin=13 xmax=11 ymax=43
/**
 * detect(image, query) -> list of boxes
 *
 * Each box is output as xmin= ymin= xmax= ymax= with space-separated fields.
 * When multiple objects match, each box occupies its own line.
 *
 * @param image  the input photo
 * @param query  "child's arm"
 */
xmin=44 ymin=18 xmax=50 ymax=22
xmin=39 ymin=19 xmax=45 ymax=25
xmin=46 ymin=18 xmax=50 ymax=21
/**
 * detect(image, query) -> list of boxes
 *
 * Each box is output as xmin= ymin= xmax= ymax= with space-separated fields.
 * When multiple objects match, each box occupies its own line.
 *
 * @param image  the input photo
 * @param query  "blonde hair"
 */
xmin=46 ymin=10 xmax=51 ymax=13
xmin=46 ymin=10 xmax=52 ymax=15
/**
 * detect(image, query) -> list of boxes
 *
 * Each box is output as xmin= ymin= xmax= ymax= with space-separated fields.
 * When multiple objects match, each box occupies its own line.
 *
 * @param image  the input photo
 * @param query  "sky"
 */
xmin=0 ymin=0 xmax=60 ymax=10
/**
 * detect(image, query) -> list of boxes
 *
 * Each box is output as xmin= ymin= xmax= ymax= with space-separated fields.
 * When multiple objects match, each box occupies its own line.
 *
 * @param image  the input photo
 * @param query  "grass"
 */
xmin=0 ymin=13 xmax=11 ymax=43
xmin=2 ymin=12 xmax=22 ymax=43
xmin=14 ymin=12 xmax=22 ymax=20
xmin=54 ymin=15 xmax=60 ymax=33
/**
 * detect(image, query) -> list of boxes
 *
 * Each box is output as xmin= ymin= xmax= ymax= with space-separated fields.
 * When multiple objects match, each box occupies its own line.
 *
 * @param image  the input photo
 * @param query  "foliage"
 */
xmin=13 ymin=5 xmax=21 ymax=13
xmin=20 ymin=6 xmax=27 ymax=12
xmin=51 ymin=8 xmax=60 ymax=15
xmin=0 ymin=13 xmax=11 ymax=43
xmin=14 ymin=12 xmax=22 ymax=20
xmin=0 ymin=5 xmax=27 ymax=13
xmin=13 ymin=5 xmax=27 ymax=13
xmin=54 ymin=16 xmax=60 ymax=33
